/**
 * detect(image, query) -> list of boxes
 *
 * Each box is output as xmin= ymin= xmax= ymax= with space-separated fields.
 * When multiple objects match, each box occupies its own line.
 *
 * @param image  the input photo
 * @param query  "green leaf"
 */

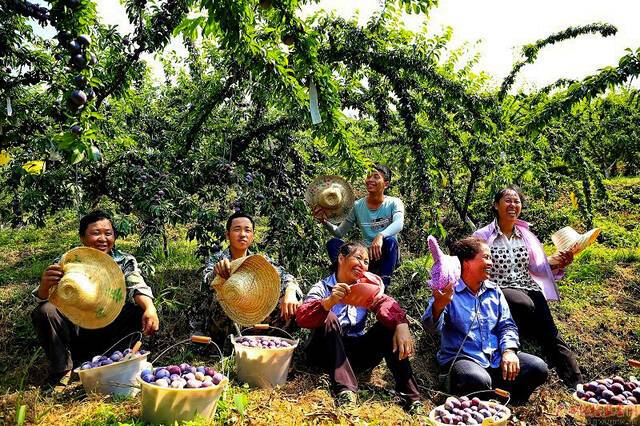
xmin=88 ymin=145 xmax=102 ymax=162
xmin=16 ymin=404 xmax=26 ymax=426
xmin=233 ymin=393 xmax=248 ymax=415
xmin=70 ymin=149 xmax=85 ymax=164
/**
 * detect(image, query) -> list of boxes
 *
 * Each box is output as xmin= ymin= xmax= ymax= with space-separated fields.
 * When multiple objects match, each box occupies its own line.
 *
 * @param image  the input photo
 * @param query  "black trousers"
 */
xmin=31 ymin=301 xmax=144 ymax=374
xmin=502 ymin=287 xmax=582 ymax=387
xmin=305 ymin=312 xmax=420 ymax=403
xmin=447 ymin=353 xmax=548 ymax=404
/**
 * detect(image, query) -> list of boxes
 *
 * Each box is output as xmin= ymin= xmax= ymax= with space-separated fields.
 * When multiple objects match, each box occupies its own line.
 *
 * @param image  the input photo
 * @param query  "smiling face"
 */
xmin=364 ymin=170 xmax=389 ymax=195
xmin=226 ymin=217 xmax=254 ymax=252
xmin=80 ymin=218 xmax=115 ymax=253
xmin=463 ymin=243 xmax=493 ymax=282
xmin=337 ymin=246 xmax=370 ymax=283
xmin=494 ymin=189 xmax=522 ymax=222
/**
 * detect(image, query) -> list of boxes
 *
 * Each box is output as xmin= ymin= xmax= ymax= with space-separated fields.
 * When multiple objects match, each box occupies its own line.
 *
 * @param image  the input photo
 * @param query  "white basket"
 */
xmin=231 ymin=333 xmax=298 ymax=388
xmin=137 ymin=374 xmax=228 ymax=424
xmin=75 ymin=354 xmax=149 ymax=397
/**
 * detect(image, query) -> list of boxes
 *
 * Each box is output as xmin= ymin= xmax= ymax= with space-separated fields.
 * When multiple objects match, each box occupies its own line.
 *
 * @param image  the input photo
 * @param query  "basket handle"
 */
xmin=465 ymin=388 xmax=511 ymax=406
xmin=628 ymin=359 xmax=640 ymax=368
xmin=240 ymin=324 xmax=295 ymax=341
xmin=100 ymin=331 xmax=143 ymax=358
xmin=150 ymin=335 xmax=224 ymax=366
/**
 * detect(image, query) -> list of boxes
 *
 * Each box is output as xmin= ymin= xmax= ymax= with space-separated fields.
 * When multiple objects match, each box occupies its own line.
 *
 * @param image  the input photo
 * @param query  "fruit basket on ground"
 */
xmin=428 ymin=389 xmax=511 ymax=426
xmin=74 ymin=333 xmax=149 ymax=397
xmin=231 ymin=324 xmax=298 ymax=388
xmin=136 ymin=335 xmax=228 ymax=425
xmin=572 ymin=359 xmax=640 ymax=424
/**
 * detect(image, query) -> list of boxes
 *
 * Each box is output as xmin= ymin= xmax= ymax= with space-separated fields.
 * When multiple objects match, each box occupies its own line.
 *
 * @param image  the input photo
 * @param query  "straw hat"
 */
xmin=427 ymin=236 xmax=461 ymax=291
xmin=551 ymin=226 xmax=601 ymax=254
xmin=305 ymin=175 xmax=355 ymax=223
xmin=210 ymin=255 xmax=280 ymax=326
xmin=49 ymin=247 xmax=126 ymax=329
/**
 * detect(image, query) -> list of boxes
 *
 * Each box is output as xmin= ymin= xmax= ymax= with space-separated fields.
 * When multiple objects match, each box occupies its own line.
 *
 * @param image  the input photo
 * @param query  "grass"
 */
xmin=1 ymin=177 xmax=639 ymax=425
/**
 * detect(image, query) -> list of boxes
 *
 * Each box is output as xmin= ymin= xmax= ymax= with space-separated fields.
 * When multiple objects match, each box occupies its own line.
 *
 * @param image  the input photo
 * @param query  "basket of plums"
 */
xmin=231 ymin=324 xmax=297 ymax=388
xmin=75 ymin=344 xmax=149 ymax=397
xmin=428 ymin=392 xmax=511 ymax=425
xmin=136 ymin=335 xmax=228 ymax=425
xmin=573 ymin=362 xmax=640 ymax=423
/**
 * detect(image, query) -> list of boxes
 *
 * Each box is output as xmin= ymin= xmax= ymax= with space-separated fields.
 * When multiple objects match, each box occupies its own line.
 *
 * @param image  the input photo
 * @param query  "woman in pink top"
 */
xmin=473 ymin=186 xmax=582 ymax=388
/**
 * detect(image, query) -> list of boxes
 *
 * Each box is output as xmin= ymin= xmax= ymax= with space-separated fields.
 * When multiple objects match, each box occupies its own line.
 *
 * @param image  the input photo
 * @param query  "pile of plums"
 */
xmin=576 ymin=376 xmax=640 ymax=405
xmin=140 ymin=364 xmax=225 ymax=389
xmin=432 ymin=396 xmax=509 ymax=425
xmin=235 ymin=336 xmax=292 ymax=349
xmin=79 ymin=348 xmax=148 ymax=369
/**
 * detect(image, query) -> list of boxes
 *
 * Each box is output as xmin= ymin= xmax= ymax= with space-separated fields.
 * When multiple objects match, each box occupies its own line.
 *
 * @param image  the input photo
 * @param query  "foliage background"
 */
xmin=1 ymin=0 xmax=640 ymax=424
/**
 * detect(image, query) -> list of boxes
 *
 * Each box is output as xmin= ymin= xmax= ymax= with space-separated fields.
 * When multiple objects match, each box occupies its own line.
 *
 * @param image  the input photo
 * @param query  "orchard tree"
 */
xmin=1 ymin=0 xmax=639 ymax=265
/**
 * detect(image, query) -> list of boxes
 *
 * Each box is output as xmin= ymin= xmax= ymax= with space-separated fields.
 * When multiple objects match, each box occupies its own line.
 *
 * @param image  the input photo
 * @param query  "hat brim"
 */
xmin=305 ymin=175 xmax=356 ymax=224
xmin=573 ymin=228 xmax=601 ymax=253
xmin=211 ymin=255 xmax=281 ymax=326
xmin=552 ymin=227 xmax=601 ymax=254
xmin=49 ymin=247 xmax=126 ymax=329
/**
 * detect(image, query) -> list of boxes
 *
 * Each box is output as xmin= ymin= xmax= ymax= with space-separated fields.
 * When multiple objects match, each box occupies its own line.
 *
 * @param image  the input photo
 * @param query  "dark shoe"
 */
xmin=45 ymin=370 xmax=72 ymax=393
xmin=335 ymin=390 xmax=357 ymax=408
xmin=404 ymin=400 xmax=424 ymax=415
xmin=558 ymin=369 xmax=583 ymax=390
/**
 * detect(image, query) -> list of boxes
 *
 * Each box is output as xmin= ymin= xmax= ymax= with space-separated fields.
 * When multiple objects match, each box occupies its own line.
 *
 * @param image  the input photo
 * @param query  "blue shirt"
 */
xmin=422 ymin=278 xmax=519 ymax=369
xmin=304 ymin=274 xmax=369 ymax=337
xmin=324 ymin=196 xmax=404 ymax=246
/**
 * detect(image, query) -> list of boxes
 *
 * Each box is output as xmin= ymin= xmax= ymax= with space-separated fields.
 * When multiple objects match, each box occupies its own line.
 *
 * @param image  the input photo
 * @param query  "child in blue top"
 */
xmin=314 ymin=165 xmax=403 ymax=288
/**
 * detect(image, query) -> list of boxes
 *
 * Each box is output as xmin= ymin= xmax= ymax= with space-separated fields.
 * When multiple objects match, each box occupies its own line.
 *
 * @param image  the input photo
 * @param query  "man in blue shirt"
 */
xmin=313 ymin=165 xmax=403 ymax=288
xmin=422 ymin=236 xmax=548 ymax=403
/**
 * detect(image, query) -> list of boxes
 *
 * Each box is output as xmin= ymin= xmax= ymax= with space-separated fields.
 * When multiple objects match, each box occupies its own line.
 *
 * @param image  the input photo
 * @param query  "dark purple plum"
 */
xmin=71 ymin=53 xmax=87 ymax=69
xmin=77 ymin=35 xmax=91 ymax=46
xmin=602 ymin=390 xmax=615 ymax=399
xmin=70 ymin=90 xmax=87 ymax=106
xmin=611 ymin=383 xmax=625 ymax=395
xmin=610 ymin=395 xmax=625 ymax=405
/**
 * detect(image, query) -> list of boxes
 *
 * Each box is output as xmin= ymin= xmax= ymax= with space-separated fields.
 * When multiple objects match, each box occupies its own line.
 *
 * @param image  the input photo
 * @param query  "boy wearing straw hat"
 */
xmin=31 ymin=210 xmax=159 ymax=389
xmin=202 ymin=212 xmax=302 ymax=349
xmin=311 ymin=165 xmax=403 ymax=288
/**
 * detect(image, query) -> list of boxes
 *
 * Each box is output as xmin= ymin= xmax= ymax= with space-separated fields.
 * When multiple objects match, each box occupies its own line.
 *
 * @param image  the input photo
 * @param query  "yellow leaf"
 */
xmin=569 ymin=191 xmax=578 ymax=209
xmin=0 ymin=150 xmax=10 ymax=166
xmin=22 ymin=160 xmax=46 ymax=174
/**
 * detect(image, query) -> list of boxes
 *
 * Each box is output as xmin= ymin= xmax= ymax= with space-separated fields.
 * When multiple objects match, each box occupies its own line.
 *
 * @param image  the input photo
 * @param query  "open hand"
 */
xmin=501 ymin=349 xmax=520 ymax=381
xmin=370 ymin=234 xmax=383 ymax=261
xmin=141 ymin=306 xmax=159 ymax=335
xmin=280 ymin=288 xmax=300 ymax=321
xmin=312 ymin=205 xmax=328 ymax=223
xmin=393 ymin=323 xmax=414 ymax=360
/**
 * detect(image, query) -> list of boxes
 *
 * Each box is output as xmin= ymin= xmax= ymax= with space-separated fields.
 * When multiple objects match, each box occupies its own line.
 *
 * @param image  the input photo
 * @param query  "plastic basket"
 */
xmin=231 ymin=324 xmax=298 ymax=388
xmin=76 ymin=352 xmax=149 ymax=397
xmin=74 ymin=332 xmax=148 ymax=397
xmin=138 ymin=373 xmax=228 ymax=424
xmin=571 ymin=361 xmax=640 ymax=424
xmin=138 ymin=335 xmax=228 ymax=425
xmin=428 ymin=389 xmax=511 ymax=426
xmin=572 ymin=392 xmax=640 ymax=423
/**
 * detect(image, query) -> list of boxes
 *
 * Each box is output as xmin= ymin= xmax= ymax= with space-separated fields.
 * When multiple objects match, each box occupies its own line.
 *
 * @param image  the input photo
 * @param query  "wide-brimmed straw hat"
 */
xmin=427 ymin=235 xmax=461 ymax=291
xmin=305 ymin=175 xmax=355 ymax=223
xmin=210 ymin=255 xmax=280 ymax=326
xmin=551 ymin=226 xmax=601 ymax=254
xmin=49 ymin=247 xmax=126 ymax=329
